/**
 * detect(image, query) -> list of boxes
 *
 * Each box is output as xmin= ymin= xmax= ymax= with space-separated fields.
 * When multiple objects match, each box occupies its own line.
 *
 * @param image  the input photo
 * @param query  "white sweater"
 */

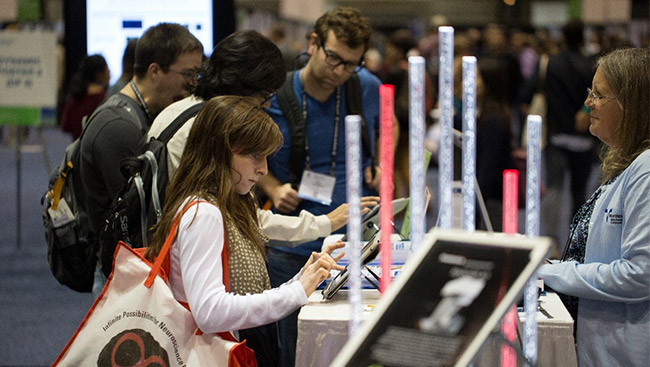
xmin=168 ymin=201 xmax=308 ymax=334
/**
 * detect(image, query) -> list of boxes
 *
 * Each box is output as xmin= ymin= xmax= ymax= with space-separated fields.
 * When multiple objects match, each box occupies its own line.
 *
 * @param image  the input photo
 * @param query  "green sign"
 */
xmin=17 ymin=0 xmax=41 ymax=21
xmin=0 ymin=107 xmax=40 ymax=126
xmin=568 ymin=0 xmax=582 ymax=19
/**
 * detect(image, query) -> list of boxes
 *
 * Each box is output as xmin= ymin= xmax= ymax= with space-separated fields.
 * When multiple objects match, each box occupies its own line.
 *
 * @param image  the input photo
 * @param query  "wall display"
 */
xmin=86 ymin=0 xmax=214 ymax=85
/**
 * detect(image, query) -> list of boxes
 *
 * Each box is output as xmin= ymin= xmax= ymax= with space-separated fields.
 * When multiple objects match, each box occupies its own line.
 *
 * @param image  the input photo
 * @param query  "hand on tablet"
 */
xmin=299 ymin=241 xmax=346 ymax=296
xmin=325 ymin=196 xmax=379 ymax=232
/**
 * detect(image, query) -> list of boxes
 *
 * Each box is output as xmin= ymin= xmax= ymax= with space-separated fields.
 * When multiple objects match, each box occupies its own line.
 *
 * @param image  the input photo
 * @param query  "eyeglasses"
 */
xmin=320 ymin=40 xmax=364 ymax=73
xmin=169 ymin=68 xmax=200 ymax=81
xmin=587 ymin=88 xmax=615 ymax=106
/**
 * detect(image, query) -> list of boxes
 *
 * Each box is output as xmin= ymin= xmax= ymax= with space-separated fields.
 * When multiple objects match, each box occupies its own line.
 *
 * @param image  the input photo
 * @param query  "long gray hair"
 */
xmin=598 ymin=48 xmax=650 ymax=182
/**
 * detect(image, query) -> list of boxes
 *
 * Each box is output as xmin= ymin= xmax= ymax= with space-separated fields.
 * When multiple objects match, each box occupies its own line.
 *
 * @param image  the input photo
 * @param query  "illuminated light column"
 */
xmin=461 ymin=56 xmax=477 ymax=232
xmin=501 ymin=169 xmax=519 ymax=367
xmin=345 ymin=115 xmax=362 ymax=336
xmin=524 ymin=115 xmax=542 ymax=366
xmin=409 ymin=56 xmax=426 ymax=250
xmin=438 ymin=26 xmax=454 ymax=229
xmin=379 ymin=85 xmax=395 ymax=293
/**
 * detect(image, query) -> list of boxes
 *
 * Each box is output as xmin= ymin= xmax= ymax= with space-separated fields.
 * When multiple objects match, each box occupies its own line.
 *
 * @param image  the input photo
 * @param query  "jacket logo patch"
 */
xmin=605 ymin=208 xmax=622 ymax=224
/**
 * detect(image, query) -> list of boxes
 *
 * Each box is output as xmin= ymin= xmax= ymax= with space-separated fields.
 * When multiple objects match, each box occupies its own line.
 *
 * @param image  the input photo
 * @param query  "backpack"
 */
xmin=97 ymin=102 xmax=204 ymax=278
xmin=42 ymin=96 xmax=141 ymax=292
xmin=275 ymin=71 xmax=375 ymax=188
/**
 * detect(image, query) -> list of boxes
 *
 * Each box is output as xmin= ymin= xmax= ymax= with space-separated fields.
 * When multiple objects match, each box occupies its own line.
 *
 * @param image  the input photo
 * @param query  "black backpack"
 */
xmin=97 ymin=102 xmax=204 ymax=278
xmin=42 ymin=96 xmax=141 ymax=292
xmin=275 ymin=71 xmax=375 ymax=188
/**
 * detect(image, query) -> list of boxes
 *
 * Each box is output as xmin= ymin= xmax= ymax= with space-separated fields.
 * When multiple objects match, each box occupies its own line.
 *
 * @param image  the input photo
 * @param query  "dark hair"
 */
xmin=389 ymin=28 xmax=417 ymax=59
xmin=146 ymin=96 xmax=283 ymax=261
xmin=562 ymin=19 xmax=584 ymax=49
xmin=194 ymin=30 xmax=285 ymax=100
xmin=68 ymin=54 xmax=108 ymax=99
xmin=477 ymin=56 xmax=511 ymax=122
xmin=121 ymin=38 xmax=138 ymax=78
xmin=313 ymin=6 xmax=372 ymax=51
xmin=133 ymin=23 xmax=203 ymax=79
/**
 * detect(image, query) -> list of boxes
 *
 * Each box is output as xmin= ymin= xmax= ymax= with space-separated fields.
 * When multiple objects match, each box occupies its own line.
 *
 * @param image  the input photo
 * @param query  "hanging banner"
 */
xmin=280 ymin=0 xmax=324 ymax=23
xmin=0 ymin=0 xmax=18 ymax=22
xmin=0 ymin=30 xmax=57 ymax=108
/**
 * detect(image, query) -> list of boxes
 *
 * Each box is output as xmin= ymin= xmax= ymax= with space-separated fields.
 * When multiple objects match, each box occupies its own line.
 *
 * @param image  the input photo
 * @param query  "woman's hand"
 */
xmin=299 ymin=241 xmax=346 ymax=296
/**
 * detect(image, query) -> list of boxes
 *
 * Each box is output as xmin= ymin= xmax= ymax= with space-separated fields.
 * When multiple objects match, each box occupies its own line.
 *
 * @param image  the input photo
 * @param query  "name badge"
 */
xmin=47 ymin=198 xmax=75 ymax=228
xmin=298 ymin=170 xmax=335 ymax=206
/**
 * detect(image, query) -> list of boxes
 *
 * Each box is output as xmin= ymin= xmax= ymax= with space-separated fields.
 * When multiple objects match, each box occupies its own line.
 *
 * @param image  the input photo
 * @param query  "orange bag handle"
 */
xmin=144 ymin=200 xmax=230 ymax=290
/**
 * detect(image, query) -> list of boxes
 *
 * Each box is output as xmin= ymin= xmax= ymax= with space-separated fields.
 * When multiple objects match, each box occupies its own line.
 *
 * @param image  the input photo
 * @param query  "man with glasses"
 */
xmin=257 ymin=7 xmax=395 ymax=367
xmin=147 ymin=29 xmax=363 ymax=250
xmin=79 ymin=23 xmax=203 ymax=287
xmin=146 ymin=30 xmax=376 ymax=366
xmin=147 ymin=30 xmax=285 ymax=179
xmin=540 ymin=19 xmax=597 ymax=253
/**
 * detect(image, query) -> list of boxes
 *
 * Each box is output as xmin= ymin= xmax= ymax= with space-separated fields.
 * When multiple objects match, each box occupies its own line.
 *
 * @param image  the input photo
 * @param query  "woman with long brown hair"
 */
xmin=145 ymin=95 xmax=344 ymax=366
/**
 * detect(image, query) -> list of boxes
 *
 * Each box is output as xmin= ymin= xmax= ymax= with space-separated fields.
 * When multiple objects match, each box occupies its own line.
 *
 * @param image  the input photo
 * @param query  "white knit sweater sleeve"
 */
xmin=168 ymin=201 xmax=308 ymax=333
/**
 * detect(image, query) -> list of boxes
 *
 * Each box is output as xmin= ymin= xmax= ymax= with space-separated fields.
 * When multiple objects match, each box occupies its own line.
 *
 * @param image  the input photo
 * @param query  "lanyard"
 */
xmin=302 ymin=86 xmax=341 ymax=177
xmin=130 ymin=80 xmax=153 ymax=120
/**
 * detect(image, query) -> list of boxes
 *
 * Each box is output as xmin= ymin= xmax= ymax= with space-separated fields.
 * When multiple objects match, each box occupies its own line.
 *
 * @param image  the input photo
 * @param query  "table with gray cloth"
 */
xmin=296 ymin=290 xmax=577 ymax=367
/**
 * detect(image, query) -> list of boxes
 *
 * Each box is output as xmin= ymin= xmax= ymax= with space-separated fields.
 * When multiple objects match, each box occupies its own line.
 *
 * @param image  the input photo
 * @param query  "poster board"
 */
xmin=330 ymin=229 xmax=552 ymax=367
xmin=0 ymin=30 xmax=57 ymax=108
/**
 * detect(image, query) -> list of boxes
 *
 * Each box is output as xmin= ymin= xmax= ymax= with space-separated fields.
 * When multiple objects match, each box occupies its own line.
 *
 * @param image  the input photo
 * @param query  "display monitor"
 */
xmin=330 ymin=229 xmax=552 ymax=367
xmin=86 ymin=0 xmax=214 ymax=85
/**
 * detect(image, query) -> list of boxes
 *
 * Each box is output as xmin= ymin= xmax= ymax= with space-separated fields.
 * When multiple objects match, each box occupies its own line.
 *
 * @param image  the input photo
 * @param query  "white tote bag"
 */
xmin=53 ymin=201 xmax=256 ymax=366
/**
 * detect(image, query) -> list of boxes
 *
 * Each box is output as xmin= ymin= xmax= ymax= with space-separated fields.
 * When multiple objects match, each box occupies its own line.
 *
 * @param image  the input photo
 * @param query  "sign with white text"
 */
xmin=0 ymin=31 xmax=57 ymax=107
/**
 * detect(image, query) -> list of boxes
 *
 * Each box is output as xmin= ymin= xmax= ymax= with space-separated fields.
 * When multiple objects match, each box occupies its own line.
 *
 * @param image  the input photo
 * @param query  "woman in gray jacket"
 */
xmin=537 ymin=48 xmax=649 ymax=366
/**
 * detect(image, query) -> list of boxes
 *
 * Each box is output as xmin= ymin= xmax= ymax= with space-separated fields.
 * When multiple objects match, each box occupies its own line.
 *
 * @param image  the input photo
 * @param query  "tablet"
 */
xmin=341 ymin=197 xmax=410 ymax=242
xmin=322 ymin=231 xmax=382 ymax=300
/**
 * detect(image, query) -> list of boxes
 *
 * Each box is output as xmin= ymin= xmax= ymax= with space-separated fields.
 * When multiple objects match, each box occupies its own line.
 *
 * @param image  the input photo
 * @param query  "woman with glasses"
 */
xmin=538 ymin=48 xmax=650 ymax=366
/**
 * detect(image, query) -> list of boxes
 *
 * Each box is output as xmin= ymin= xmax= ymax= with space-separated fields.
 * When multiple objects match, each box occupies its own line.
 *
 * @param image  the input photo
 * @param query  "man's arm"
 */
xmin=257 ymin=172 xmax=301 ymax=213
xmin=259 ymin=209 xmax=330 ymax=247
xmin=259 ymin=196 xmax=379 ymax=247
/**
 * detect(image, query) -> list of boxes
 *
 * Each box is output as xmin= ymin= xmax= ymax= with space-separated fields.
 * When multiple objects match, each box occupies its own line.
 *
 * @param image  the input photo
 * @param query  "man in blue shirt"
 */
xmin=258 ymin=7 xmax=395 ymax=367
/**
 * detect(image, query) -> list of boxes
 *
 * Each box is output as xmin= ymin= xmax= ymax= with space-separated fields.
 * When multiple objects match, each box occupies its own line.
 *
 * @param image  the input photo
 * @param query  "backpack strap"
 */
xmin=157 ymin=102 xmax=205 ymax=144
xmin=81 ymin=94 xmax=146 ymax=141
xmin=46 ymin=94 xmax=144 ymax=209
xmin=276 ymin=71 xmax=376 ymax=188
xmin=276 ymin=71 xmax=305 ymax=188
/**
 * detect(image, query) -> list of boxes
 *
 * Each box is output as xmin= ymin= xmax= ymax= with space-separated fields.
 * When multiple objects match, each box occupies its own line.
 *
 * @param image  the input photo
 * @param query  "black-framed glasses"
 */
xmin=319 ymin=40 xmax=364 ymax=73
xmin=586 ymin=88 xmax=615 ymax=106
